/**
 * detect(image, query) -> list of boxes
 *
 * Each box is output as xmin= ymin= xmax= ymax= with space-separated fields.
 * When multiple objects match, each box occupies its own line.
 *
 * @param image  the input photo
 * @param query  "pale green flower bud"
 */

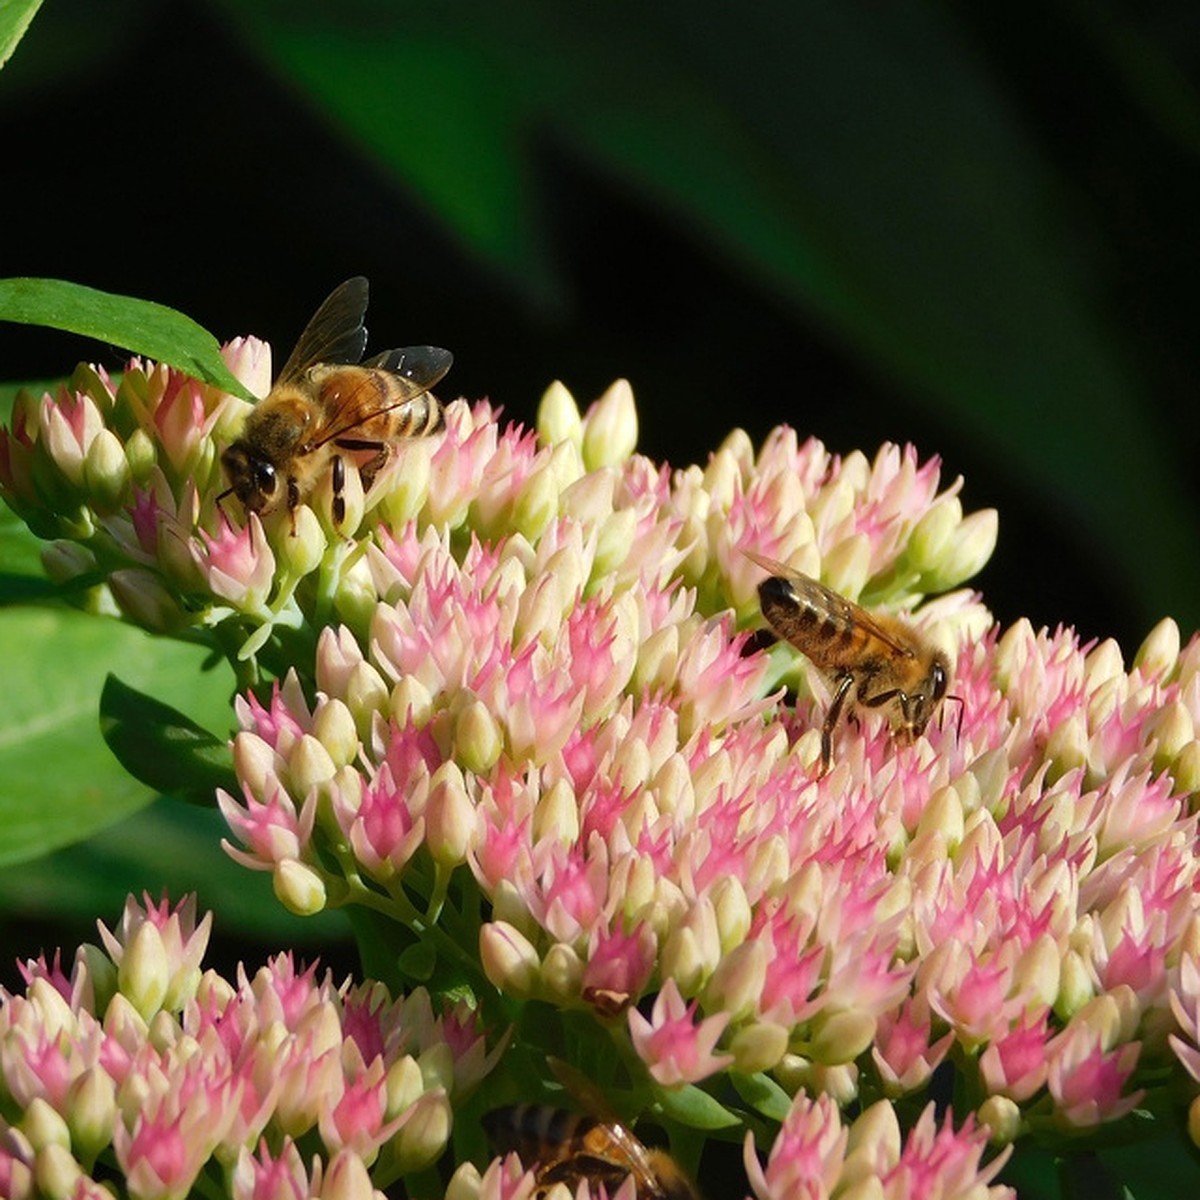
xmin=838 ymin=1176 xmax=887 ymax=1200
xmin=593 ymin=508 xmax=637 ymax=579
xmin=810 ymin=1009 xmax=877 ymax=1065
xmin=119 ymin=922 xmax=169 ymax=1020
xmin=446 ymin=1163 xmax=483 ymax=1200
xmin=660 ymin=897 xmax=720 ymax=995
xmin=977 ymin=1095 xmax=1022 ymax=1146
xmin=490 ymin=880 xmax=537 ymax=938
xmin=633 ymin=625 xmax=679 ymax=694
xmin=704 ymin=940 xmax=767 ymax=1020
xmin=560 ymin=467 xmax=616 ymax=527
xmin=321 ymin=1149 xmax=377 ymax=1200
xmin=710 ymin=876 xmax=752 ymax=953
xmin=393 ymin=1090 xmax=453 ymax=1175
xmin=915 ymin=785 xmax=963 ymax=851
xmin=109 ymin=569 xmax=186 ymax=634
xmin=379 ymin=440 xmax=434 ymax=528
xmin=537 ymin=380 xmax=583 ymax=449
xmin=123 ymin=426 xmax=157 ymax=484
xmin=924 ymin=507 xmax=998 ymax=590
xmin=277 ymin=504 xmax=327 ymax=578
xmin=333 ymin=557 xmax=379 ymax=632
xmin=846 ymin=1099 xmax=901 ymax=1169
xmin=581 ymin=380 xmax=638 ymax=469
xmin=480 ymin=921 xmax=540 ymax=997
xmin=33 ymin=1144 xmax=82 ymax=1200
xmin=21 ymin=1098 xmax=70 ymax=1152
xmin=808 ymin=1062 xmax=859 ymax=1105
xmin=512 ymin=459 xmax=561 ymax=542
xmin=1071 ymin=993 xmax=1125 ymax=1050
xmin=727 ymin=1020 xmax=789 ymax=1075
xmin=1013 ymin=934 xmax=1061 ymax=1011
xmin=1135 ymin=616 xmax=1180 ymax=678
xmin=533 ymin=777 xmax=580 ymax=847
xmin=515 ymin=573 xmax=566 ymax=647
xmin=82 ymin=429 xmax=129 ymax=512
xmin=342 ymin=661 xmax=389 ymax=733
xmin=454 ymin=698 xmax=504 ymax=775
xmin=77 ymin=942 xmax=119 ymax=1014
xmin=541 ymin=942 xmax=584 ymax=1003
xmin=312 ymin=699 xmax=359 ymax=768
xmin=273 ymin=859 xmax=327 ymax=916
xmin=426 ymin=762 xmax=476 ymax=866
xmin=1149 ymin=701 xmax=1194 ymax=770
xmin=968 ymin=747 xmax=1011 ymax=815
xmin=288 ymin=734 xmax=338 ymax=798
xmin=907 ymin=494 xmax=962 ymax=574
xmin=1044 ymin=715 xmax=1088 ymax=784
xmin=419 ymin=1042 xmax=456 ymax=1095
xmin=822 ymin=534 xmax=870 ymax=601
xmin=1084 ymin=638 xmax=1125 ymax=693
xmin=1172 ymin=740 xmax=1200 ymax=797
xmin=64 ymin=1070 xmax=114 ymax=1161
xmin=41 ymin=540 xmax=96 ymax=584
xmin=385 ymin=1055 xmax=424 ymax=1118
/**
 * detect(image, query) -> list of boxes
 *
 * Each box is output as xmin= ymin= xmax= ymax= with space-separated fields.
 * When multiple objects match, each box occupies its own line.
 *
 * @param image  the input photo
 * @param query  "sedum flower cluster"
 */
xmin=5 ymin=328 xmax=1200 ymax=1197
xmin=0 ymin=895 xmax=497 ymax=1200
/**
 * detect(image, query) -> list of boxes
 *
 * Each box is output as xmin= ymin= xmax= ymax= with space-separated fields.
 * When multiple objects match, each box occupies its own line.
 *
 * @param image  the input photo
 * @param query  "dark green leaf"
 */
xmin=0 ymin=607 xmax=235 ymax=867
xmin=653 ymin=1082 xmax=739 ymax=1131
xmin=100 ymin=674 xmax=235 ymax=804
xmin=0 ymin=796 xmax=349 ymax=946
xmin=0 ymin=278 xmax=256 ymax=401
xmin=0 ymin=0 xmax=43 ymax=70
xmin=729 ymin=1071 xmax=792 ymax=1123
xmin=213 ymin=0 xmax=1200 ymax=629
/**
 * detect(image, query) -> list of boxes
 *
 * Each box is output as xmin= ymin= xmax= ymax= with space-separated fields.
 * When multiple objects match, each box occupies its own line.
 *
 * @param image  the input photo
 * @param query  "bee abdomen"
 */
xmin=758 ymin=576 xmax=857 ymax=656
xmin=483 ymin=1105 xmax=591 ymax=1159
xmin=391 ymin=394 xmax=445 ymax=437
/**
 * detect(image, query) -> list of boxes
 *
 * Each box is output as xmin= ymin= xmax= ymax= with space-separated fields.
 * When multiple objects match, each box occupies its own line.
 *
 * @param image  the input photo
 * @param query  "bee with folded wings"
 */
xmin=483 ymin=1103 xmax=699 ymax=1200
xmin=220 ymin=276 xmax=451 ymax=526
xmin=751 ymin=554 xmax=959 ymax=771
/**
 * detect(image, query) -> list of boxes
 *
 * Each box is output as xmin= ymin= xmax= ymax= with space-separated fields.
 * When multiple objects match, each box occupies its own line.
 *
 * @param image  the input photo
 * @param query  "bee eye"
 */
xmin=931 ymin=661 xmax=948 ymax=701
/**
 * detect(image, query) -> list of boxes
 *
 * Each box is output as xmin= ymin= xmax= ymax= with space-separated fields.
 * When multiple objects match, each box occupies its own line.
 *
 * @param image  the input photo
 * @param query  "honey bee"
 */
xmin=220 ymin=276 xmax=451 ymax=525
xmin=751 ymin=554 xmax=958 ymax=771
xmin=483 ymin=1104 xmax=699 ymax=1200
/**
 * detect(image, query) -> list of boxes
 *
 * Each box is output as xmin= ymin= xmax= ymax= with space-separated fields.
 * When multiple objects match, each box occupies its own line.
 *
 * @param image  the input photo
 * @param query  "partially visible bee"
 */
xmin=220 ymin=276 xmax=451 ymax=525
xmin=751 ymin=553 xmax=958 ymax=772
xmin=483 ymin=1104 xmax=699 ymax=1200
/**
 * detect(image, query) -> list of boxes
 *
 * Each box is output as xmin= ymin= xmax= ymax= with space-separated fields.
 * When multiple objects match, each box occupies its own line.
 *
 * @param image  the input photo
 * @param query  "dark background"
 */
xmin=4 ymin=0 xmax=1200 ymax=655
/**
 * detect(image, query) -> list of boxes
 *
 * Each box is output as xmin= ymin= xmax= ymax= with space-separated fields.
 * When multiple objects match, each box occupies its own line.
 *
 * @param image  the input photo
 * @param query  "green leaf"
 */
xmin=100 ymin=674 xmax=235 ymax=805
xmin=0 ymin=278 xmax=256 ymax=402
xmin=0 ymin=0 xmax=43 ymax=70
xmin=213 ymin=0 xmax=1200 ymax=630
xmin=0 ymin=607 xmax=235 ymax=867
xmin=729 ymin=1071 xmax=792 ymax=1123
xmin=0 ymin=796 xmax=349 ymax=946
xmin=653 ymin=1082 xmax=739 ymax=1131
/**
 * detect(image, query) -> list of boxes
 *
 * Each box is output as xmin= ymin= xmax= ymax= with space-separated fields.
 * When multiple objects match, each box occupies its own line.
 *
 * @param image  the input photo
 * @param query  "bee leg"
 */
xmin=287 ymin=476 xmax=302 ymax=535
xmin=331 ymin=454 xmax=346 ymax=526
xmin=822 ymin=673 xmax=856 ymax=772
xmin=334 ymin=437 xmax=389 ymax=492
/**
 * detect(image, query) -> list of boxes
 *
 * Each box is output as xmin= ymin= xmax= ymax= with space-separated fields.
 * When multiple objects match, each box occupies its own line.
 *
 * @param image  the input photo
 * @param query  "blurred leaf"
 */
xmin=654 ymin=1082 xmax=739 ymax=1131
xmin=213 ymin=0 xmax=1200 ymax=630
xmin=0 ymin=501 xmax=50 ymax=593
xmin=0 ymin=607 xmax=235 ymax=867
xmin=0 ymin=795 xmax=348 ymax=945
xmin=729 ymin=1071 xmax=791 ymax=1122
xmin=100 ymin=674 xmax=235 ymax=805
xmin=0 ymin=0 xmax=43 ymax=71
xmin=0 ymin=278 xmax=256 ymax=401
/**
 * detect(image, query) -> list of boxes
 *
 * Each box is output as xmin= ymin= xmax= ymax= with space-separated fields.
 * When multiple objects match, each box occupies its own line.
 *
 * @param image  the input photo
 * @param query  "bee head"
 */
xmin=902 ymin=648 xmax=953 ymax=736
xmin=220 ymin=441 xmax=281 ymax=514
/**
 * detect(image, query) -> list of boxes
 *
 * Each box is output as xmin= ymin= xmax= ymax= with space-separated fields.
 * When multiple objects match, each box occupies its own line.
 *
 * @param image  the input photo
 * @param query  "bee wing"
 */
xmin=749 ymin=553 xmax=917 ymax=659
xmin=362 ymin=345 xmax=454 ymax=391
xmin=275 ymin=277 xmax=371 ymax=383
xmin=309 ymin=369 xmax=447 ymax=450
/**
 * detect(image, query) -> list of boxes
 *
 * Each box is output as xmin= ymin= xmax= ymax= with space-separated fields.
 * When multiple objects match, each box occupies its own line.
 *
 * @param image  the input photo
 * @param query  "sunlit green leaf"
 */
xmin=0 ymin=607 xmax=235 ymax=867
xmin=0 ymin=0 xmax=43 ymax=70
xmin=0 ymin=277 xmax=256 ymax=401
xmin=729 ymin=1071 xmax=792 ymax=1123
xmin=653 ymin=1082 xmax=739 ymax=1130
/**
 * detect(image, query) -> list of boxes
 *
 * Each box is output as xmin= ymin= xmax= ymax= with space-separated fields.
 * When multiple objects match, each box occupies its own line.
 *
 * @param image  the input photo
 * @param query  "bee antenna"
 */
xmin=943 ymin=693 xmax=965 ymax=744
